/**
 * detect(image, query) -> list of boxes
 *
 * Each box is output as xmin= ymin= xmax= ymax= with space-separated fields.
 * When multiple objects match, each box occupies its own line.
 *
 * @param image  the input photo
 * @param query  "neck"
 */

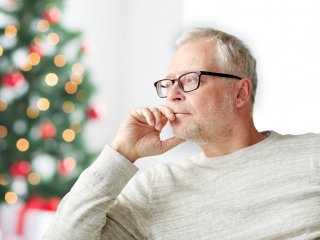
xmin=200 ymin=116 xmax=266 ymax=158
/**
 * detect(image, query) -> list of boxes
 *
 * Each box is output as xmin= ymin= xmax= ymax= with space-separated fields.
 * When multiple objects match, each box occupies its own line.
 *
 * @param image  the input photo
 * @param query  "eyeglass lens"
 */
xmin=156 ymin=72 xmax=199 ymax=97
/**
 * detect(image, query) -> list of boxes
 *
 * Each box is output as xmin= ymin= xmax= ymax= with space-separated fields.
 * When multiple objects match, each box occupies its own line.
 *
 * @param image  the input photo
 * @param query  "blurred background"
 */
xmin=64 ymin=0 xmax=320 ymax=168
xmin=0 ymin=0 xmax=320 ymax=239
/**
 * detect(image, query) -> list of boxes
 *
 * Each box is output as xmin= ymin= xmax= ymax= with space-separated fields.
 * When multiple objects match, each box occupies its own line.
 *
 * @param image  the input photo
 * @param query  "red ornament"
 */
xmin=29 ymin=43 xmax=43 ymax=57
xmin=42 ymin=7 xmax=61 ymax=25
xmin=39 ymin=123 xmax=56 ymax=140
xmin=2 ymin=71 xmax=25 ymax=87
xmin=57 ymin=157 xmax=76 ymax=176
xmin=87 ymin=106 xmax=102 ymax=120
xmin=80 ymin=42 xmax=90 ymax=54
xmin=10 ymin=160 xmax=31 ymax=177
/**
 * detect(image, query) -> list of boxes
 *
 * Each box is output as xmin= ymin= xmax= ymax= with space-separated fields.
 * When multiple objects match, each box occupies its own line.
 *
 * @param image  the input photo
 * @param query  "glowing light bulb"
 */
xmin=0 ymin=100 xmax=7 ymax=111
xmin=37 ymin=20 xmax=49 ymax=32
xmin=54 ymin=54 xmax=67 ymax=67
xmin=70 ymin=73 xmax=83 ymax=85
xmin=28 ymin=172 xmax=41 ymax=185
xmin=5 ymin=25 xmax=17 ymax=38
xmin=5 ymin=192 xmax=18 ymax=204
xmin=72 ymin=63 xmax=84 ymax=74
xmin=65 ymin=81 xmax=78 ymax=94
xmin=62 ymin=129 xmax=75 ymax=142
xmin=16 ymin=138 xmax=29 ymax=152
xmin=47 ymin=32 xmax=60 ymax=45
xmin=45 ymin=73 xmax=58 ymax=86
xmin=26 ymin=106 xmax=39 ymax=119
xmin=0 ymin=125 xmax=8 ymax=138
xmin=37 ymin=98 xmax=50 ymax=111
xmin=62 ymin=101 xmax=75 ymax=113
xmin=21 ymin=63 xmax=32 ymax=72
xmin=28 ymin=52 xmax=41 ymax=65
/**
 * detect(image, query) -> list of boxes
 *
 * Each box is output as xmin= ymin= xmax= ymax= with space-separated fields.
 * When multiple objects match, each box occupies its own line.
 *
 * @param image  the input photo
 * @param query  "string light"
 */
xmin=37 ymin=98 xmax=50 ymax=111
xmin=70 ymin=73 xmax=83 ymax=85
xmin=0 ymin=175 xmax=8 ymax=186
xmin=21 ymin=63 xmax=32 ymax=72
xmin=62 ymin=101 xmax=75 ymax=113
xmin=37 ymin=20 xmax=50 ymax=32
xmin=5 ymin=192 xmax=18 ymax=204
xmin=0 ymin=100 xmax=8 ymax=111
xmin=5 ymin=25 xmax=17 ymax=38
xmin=0 ymin=46 xmax=3 ymax=56
xmin=76 ymin=90 xmax=88 ymax=101
xmin=28 ymin=52 xmax=41 ymax=65
xmin=65 ymin=81 xmax=78 ymax=94
xmin=0 ymin=125 xmax=8 ymax=138
xmin=72 ymin=63 xmax=84 ymax=74
xmin=54 ymin=54 xmax=66 ymax=67
xmin=33 ymin=36 xmax=41 ymax=45
xmin=26 ymin=106 xmax=39 ymax=119
xmin=45 ymin=73 xmax=58 ymax=86
xmin=62 ymin=129 xmax=75 ymax=142
xmin=47 ymin=32 xmax=60 ymax=45
xmin=16 ymin=138 xmax=29 ymax=152
xmin=28 ymin=172 xmax=41 ymax=185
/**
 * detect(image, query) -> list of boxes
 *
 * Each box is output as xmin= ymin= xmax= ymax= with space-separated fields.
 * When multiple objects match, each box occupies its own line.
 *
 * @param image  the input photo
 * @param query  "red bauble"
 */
xmin=42 ymin=7 xmax=61 ymax=25
xmin=2 ymin=71 xmax=25 ymax=87
xmin=39 ymin=123 xmax=56 ymax=140
xmin=57 ymin=157 xmax=76 ymax=176
xmin=29 ymin=43 xmax=43 ymax=57
xmin=80 ymin=42 xmax=90 ymax=54
xmin=10 ymin=160 xmax=31 ymax=177
xmin=87 ymin=106 xmax=101 ymax=120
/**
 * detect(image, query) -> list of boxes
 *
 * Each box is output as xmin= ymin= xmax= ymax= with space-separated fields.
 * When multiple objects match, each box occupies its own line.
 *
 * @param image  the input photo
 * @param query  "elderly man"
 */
xmin=44 ymin=28 xmax=320 ymax=239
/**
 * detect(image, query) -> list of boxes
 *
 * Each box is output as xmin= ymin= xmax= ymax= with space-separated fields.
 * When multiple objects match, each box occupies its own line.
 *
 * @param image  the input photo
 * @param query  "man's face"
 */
xmin=165 ymin=40 xmax=236 ymax=143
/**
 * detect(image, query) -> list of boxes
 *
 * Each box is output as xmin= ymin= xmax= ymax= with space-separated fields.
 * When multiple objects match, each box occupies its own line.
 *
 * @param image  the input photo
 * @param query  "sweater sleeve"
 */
xmin=43 ymin=145 xmax=152 ymax=240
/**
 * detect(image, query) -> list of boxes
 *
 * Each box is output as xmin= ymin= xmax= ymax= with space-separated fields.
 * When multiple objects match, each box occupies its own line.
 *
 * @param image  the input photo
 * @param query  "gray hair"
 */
xmin=175 ymin=27 xmax=258 ymax=106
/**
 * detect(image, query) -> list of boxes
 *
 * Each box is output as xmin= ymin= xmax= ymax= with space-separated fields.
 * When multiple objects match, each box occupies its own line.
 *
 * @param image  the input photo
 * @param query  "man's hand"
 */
xmin=111 ymin=106 xmax=185 ymax=163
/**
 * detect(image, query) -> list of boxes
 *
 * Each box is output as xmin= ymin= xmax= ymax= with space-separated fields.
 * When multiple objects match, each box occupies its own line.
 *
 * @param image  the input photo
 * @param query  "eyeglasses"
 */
xmin=154 ymin=71 xmax=242 ymax=98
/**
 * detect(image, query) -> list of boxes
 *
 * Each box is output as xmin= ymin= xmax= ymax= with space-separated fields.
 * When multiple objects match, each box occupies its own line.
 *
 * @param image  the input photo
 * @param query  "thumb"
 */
xmin=160 ymin=137 xmax=185 ymax=153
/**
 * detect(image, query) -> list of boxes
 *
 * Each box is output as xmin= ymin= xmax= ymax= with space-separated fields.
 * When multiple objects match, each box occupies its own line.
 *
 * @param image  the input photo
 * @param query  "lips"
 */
xmin=174 ymin=112 xmax=191 ymax=118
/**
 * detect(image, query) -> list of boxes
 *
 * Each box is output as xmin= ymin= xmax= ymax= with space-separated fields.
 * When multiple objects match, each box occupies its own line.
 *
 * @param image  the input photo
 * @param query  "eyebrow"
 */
xmin=165 ymin=71 xmax=193 ymax=79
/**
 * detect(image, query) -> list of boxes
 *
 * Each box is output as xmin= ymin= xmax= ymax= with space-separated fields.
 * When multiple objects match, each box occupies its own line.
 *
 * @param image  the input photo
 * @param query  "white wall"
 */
xmin=182 ymin=0 xmax=320 ymax=134
xmin=64 ymin=0 xmax=320 ymax=170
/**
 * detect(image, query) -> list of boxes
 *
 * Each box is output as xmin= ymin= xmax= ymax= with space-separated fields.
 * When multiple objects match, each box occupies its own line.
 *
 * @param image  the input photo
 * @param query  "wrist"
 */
xmin=110 ymin=141 xmax=138 ymax=163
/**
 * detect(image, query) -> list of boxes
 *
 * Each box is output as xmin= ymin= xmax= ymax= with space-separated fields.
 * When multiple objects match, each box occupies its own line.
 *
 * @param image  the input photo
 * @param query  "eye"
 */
xmin=161 ymin=80 xmax=172 ymax=88
xmin=183 ymin=73 xmax=198 ymax=85
xmin=186 ymin=76 xmax=197 ymax=83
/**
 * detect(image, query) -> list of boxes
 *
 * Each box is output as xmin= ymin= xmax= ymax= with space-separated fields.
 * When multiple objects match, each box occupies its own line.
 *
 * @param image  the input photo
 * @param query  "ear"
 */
xmin=235 ymin=78 xmax=251 ymax=108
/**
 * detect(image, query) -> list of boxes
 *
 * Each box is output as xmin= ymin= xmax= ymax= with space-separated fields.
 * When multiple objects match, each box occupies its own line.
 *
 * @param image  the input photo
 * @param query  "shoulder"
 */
xmin=269 ymin=131 xmax=320 ymax=154
xmin=275 ymin=131 xmax=320 ymax=144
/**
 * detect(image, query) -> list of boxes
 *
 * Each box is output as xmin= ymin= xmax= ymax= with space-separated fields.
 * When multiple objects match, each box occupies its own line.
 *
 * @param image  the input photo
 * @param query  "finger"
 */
xmin=150 ymin=107 xmax=164 ymax=131
xmin=158 ymin=105 xmax=175 ymax=121
xmin=160 ymin=137 xmax=185 ymax=153
xmin=134 ymin=108 xmax=155 ymax=126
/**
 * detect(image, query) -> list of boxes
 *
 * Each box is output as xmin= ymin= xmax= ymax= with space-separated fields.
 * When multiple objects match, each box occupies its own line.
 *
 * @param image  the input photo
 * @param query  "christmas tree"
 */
xmin=0 ymin=0 xmax=98 ymax=205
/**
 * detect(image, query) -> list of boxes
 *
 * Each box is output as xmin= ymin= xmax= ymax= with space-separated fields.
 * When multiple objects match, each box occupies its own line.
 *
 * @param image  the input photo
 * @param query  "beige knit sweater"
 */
xmin=43 ymin=131 xmax=320 ymax=240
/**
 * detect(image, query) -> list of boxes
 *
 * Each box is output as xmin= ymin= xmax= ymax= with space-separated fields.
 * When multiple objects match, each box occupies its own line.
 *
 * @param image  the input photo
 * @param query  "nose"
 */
xmin=166 ymin=81 xmax=185 ymax=102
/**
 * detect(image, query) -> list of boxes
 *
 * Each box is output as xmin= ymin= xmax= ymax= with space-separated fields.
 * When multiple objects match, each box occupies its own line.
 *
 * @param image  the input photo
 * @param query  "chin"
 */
xmin=172 ymin=124 xmax=204 ymax=142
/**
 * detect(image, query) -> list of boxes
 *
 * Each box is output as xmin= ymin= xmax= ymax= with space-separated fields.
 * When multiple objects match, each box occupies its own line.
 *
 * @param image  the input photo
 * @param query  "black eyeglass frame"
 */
xmin=153 ymin=71 xmax=242 ymax=98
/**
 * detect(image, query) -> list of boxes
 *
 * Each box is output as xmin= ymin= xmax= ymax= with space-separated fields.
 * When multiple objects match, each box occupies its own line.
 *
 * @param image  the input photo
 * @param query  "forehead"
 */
xmin=166 ymin=40 xmax=220 ymax=78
